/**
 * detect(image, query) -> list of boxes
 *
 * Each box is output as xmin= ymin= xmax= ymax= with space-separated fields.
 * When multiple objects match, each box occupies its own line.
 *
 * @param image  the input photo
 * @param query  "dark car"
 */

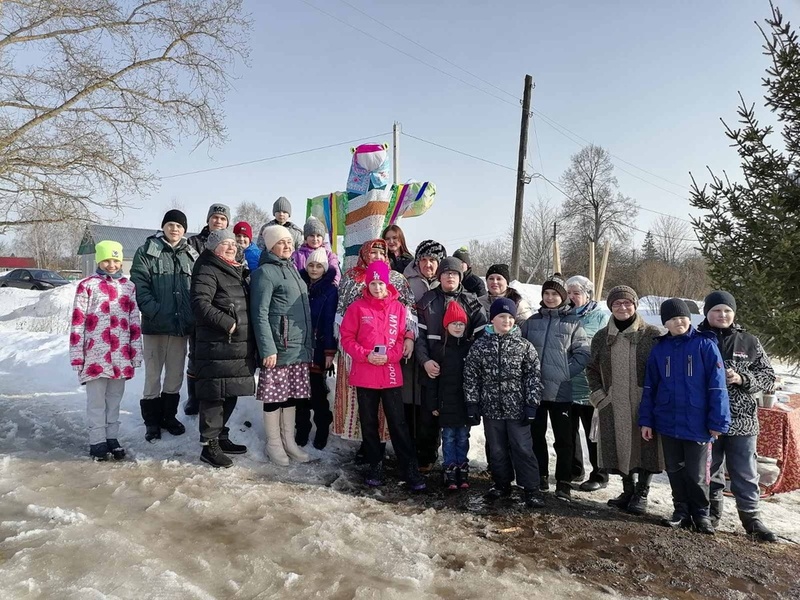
xmin=0 ymin=269 xmax=71 ymax=290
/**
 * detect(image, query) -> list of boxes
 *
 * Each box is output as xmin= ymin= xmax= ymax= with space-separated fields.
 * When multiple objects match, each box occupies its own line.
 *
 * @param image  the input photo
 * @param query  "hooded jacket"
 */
xmin=639 ymin=326 xmax=731 ymax=442
xmin=463 ymin=325 xmax=542 ymax=420
xmin=403 ymin=261 xmax=440 ymax=302
xmin=293 ymin=243 xmax=341 ymax=285
xmin=697 ymin=320 xmax=775 ymax=436
xmin=243 ymin=242 xmax=261 ymax=272
xmin=568 ymin=301 xmax=610 ymax=404
xmin=190 ymin=250 xmax=256 ymax=399
xmin=520 ymin=305 xmax=590 ymax=403
xmin=340 ymin=285 xmax=409 ymax=389
xmin=130 ymin=234 xmax=198 ymax=336
xmin=301 ymin=266 xmax=339 ymax=372
xmin=250 ymin=249 xmax=313 ymax=366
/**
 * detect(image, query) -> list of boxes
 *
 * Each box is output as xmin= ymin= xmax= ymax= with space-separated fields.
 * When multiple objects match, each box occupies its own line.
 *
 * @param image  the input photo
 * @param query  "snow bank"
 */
xmin=0 ymin=284 xmax=76 ymax=334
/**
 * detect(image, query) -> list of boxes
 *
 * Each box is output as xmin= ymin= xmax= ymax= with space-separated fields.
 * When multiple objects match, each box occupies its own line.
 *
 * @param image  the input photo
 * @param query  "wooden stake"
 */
xmin=596 ymin=241 xmax=611 ymax=299
xmin=553 ymin=238 xmax=561 ymax=275
xmin=588 ymin=240 xmax=596 ymax=284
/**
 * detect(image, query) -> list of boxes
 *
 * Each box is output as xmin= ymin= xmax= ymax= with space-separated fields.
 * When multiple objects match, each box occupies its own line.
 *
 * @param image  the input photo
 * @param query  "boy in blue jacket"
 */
xmin=639 ymin=298 xmax=731 ymax=535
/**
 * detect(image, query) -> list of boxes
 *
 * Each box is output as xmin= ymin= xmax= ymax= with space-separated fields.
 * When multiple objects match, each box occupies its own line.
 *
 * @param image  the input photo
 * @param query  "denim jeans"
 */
xmin=441 ymin=426 xmax=470 ymax=466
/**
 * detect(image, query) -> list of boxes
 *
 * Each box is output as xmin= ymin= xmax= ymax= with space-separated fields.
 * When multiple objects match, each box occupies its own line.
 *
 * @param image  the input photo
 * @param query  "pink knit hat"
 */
xmin=366 ymin=261 xmax=390 ymax=285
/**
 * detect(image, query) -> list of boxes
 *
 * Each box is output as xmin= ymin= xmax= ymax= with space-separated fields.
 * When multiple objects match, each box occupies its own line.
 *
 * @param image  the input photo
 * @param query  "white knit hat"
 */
xmin=262 ymin=225 xmax=293 ymax=253
xmin=306 ymin=247 xmax=329 ymax=271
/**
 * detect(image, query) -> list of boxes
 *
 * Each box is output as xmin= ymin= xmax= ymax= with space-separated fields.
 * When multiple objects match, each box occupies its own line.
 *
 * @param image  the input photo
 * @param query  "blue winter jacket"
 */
xmin=300 ymin=266 xmax=338 ymax=371
xmin=639 ymin=326 xmax=731 ymax=443
xmin=243 ymin=243 xmax=261 ymax=272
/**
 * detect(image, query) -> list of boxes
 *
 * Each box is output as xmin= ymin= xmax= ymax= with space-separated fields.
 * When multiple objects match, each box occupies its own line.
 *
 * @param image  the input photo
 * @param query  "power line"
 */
xmin=159 ymin=132 xmax=391 ymax=179
xmin=401 ymin=131 xmax=516 ymax=171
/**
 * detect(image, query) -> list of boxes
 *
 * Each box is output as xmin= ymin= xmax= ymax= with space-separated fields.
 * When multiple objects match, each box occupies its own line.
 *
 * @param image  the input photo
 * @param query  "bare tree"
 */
xmin=234 ymin=201 xmax=270 ymax=229
xmin=651 ymin=215 xmax=695 ymax=266
xmin=16 ymin=206 xmax=91 ymax=269
xmin=511 ymin=198 xmax=558 ymax=283
xmin=560 ymin=144 xmax=638 ymax=244
xmin=468 ymin=238 xmax=511 ymax=277
xmin=0 ymin=0 xmax=251 ymax=232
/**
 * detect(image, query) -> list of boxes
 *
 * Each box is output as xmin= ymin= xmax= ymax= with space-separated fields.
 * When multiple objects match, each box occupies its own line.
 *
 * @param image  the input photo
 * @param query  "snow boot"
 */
xmin=484 ymin=484 xmax=513 ymax=501
xmin=218 ymin=437 xmax=247 ymax=455
xmin=524 ymin=489 xmax=546 ymax=509
xmin=201 ymin=439 xmax=233 ymax=469
xmin=710 ymin=496 xmax=724 ymax=528
xmin=661 ymin=502 xmax=692 ymax=529
xmin=443 ymin=465 xmax=458 ymax=491
xmin=160 ymin=393 xmax=186 ymax=436
xmin=555 ymin=481 xmax=572 ymax=501
xmin=140 ymin=398 xmax=161 ymax=442
xmin=106 ymin=438 xmax=125 ymax=460
xmin=608 ymin=474 xmax=636 ymax=509
xmin=294 ymin=399 xmax=312 ymax=447
xmin=539 ymin=476 xmax=550 ymax=492
xmin=90 ymin=442 xmax=109 ymax=461
xmin=739 ymin=510 xmax=778 ymax=543
xmin=365 ymin=462 xmax=385 ymax=487
xmin=406 ymin=466 xmax=427 ymax=492
xmin=579 ymin=477 xmax=608 ymax=492
xmin=627 ymin=473 xmax=652 ymax=515
xmin=184 ymin=377 xmax=199 ymax=415
xmin=280 ymin=407 xmax=311 ymax=463
xmin=312 ymin=411 xmax=333 ymax=450
xmin=693 ymin=515 xmax=716 ymax=535
xmin=263 ymin=411 xmax=290 ymax=466
xmin=457 ymin=462 xmax=470 ymax=489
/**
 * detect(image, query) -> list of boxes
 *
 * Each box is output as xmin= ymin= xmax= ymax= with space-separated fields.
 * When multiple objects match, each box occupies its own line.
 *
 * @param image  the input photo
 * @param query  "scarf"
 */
xmin=96 ymin=267 xmax=123 ymax=280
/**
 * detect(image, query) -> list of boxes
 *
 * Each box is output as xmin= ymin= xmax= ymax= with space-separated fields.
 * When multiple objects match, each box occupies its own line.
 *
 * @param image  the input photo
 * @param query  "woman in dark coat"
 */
xmin=382 ymin=224 xmax=414 ymax=274
xmin=191 ymin=229 xmax=256 ymax=468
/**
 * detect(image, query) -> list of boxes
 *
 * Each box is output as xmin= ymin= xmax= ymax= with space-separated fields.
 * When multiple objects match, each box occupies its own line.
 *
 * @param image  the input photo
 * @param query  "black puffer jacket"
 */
xmin=464 ymin=326 xmax=543 ymax=420
xmin=415 ymin=286 xmax=487 ymax=378
xmin=190 ymin=250 xmax=256 ymax=399
xmin=424 ymin=334 xmax=472 ymax=427
xmin=462 ymin=268 xmax=487 ymax=298
xmin=698 ymin=320 xmax=775 ymax=436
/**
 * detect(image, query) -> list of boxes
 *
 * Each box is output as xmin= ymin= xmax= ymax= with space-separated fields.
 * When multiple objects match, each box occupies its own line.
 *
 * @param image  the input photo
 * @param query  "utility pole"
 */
xmin=392 ymin=121 xmax=401 ymax=185
xmin=510 ymin=75 xmax=533 ymax=281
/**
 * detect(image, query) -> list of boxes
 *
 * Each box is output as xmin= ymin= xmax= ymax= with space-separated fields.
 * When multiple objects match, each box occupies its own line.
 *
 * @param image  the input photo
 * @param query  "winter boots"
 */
xmin=662 ymin=502 xmax=692 ymax=529
xmin=693 ymin=515 xmax=716 ymax=535
xmin=443 ymin=465 xmax=458 ymax=491
xmin=160 ymin=393 xmax=186 ymax=436
xmin=201 ymin=439 xmax=233 ymax=469
xmin=263 ymin=408 xmax=311 ymax=466
xmin=365 ymin=462 xmax=385 ymax=487
xmin=458 ymin=463 xmax=470 ymax=489
xmin=140 ymin=398 xmax=162 ymax=442
xmin=555 ymin=481 xmax=572 ymax=501
xmin=627 ymin=473 xmax=652 ymax=515
xmin=608 ymin=474 xmax=636 ymax=509
xmin=313 ymin=411 xmax=333 ymax=450
xmin=218 ymin=438 xmax=247 ymax=455
xmin=106 ymin=438 xmax=125 ymax=461
xmin=184 ymin=377 xmax=199 ymax=415
xmin=524 ymin=489 xmax=546 ymax=509
xmin=539 ymin=476 xmax=550 ymax=492
xmin=484 ymin=484 xmax=513 ymax=501
xmin=90 ymin=442 xmax=109 ymax=461
xmin=710 ymin=496 xmax=724 ymax=528
xmin=739 ymin=511 xmax=778 ymax=543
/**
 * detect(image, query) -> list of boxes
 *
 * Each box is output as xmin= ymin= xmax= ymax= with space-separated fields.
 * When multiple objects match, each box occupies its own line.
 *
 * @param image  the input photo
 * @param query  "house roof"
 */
xmin=77 ymin=224 xmax=198 ymax=258
xmin=0 ymin=256 xmax=36 ymax=268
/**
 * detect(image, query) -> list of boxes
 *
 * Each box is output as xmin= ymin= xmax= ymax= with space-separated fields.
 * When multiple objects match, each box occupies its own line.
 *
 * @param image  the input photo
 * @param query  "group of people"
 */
xmin=68 ymin=198 xmax=779 ymax=543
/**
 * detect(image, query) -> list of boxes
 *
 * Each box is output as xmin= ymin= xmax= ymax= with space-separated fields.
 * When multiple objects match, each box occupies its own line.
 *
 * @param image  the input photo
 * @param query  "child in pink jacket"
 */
xmin=340 ymin=260 xmax=425 ymax=490
xmin=70 ymin=241 xmax=143 ymax=461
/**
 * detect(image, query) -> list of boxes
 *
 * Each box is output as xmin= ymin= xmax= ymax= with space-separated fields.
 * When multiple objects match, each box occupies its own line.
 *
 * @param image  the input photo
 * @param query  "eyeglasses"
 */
xmin=218 ymin=241 xmax=237 ymax=247
xmin=611 ymin=300 xmax=634 ymax=308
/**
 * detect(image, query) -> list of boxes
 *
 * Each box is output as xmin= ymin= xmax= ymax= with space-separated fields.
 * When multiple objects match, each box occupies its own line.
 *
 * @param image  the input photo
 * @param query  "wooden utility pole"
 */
xmin=510 ymin=74 xmax=533 ymax=281
xmin=553 ymin=222 xmax=561 ymax=274
xmin=392 ymin=121 xmax=400 ymax=185
xmin=596 ymin=241 xmax=611 ymax=299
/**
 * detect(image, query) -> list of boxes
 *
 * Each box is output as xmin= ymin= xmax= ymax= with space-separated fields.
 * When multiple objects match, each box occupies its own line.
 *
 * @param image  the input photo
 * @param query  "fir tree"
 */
xmin=641 ymin=230 xmax=659 ymax=261
xmin=690 ymin=2 xmax=800 ymax=361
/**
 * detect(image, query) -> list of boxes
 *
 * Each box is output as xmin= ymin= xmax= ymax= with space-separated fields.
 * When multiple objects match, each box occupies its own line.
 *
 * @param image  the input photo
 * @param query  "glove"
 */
xmin=467 ymin=413 xmax=481 ymax=427
xmin=523 ymin=405 xmax=537 ymax=423
xmin=466 ymin=405 xmax=480 ymax=426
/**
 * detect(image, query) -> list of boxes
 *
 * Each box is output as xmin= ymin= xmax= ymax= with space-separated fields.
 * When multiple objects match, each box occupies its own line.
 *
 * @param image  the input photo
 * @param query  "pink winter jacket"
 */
xmin=340 ymin=285 xmax=410 ymax=389
xmin=292 ymin=243 xmax=341 ymax=285
xmin=69 ymin=274 xmax=143 ymax=384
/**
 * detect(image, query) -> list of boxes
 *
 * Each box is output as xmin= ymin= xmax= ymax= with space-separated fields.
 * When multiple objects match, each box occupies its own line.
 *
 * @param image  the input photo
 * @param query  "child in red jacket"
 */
xmin=340 ymin=261 xmax=425 ymax=491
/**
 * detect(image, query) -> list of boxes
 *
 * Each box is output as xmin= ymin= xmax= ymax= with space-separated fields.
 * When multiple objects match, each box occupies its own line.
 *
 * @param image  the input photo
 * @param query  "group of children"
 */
xmin=68 ymin=214 xmax=777 ymax=540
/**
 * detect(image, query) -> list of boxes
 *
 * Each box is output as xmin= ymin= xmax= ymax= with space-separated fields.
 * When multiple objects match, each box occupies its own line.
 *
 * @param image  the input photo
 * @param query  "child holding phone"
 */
xmin=340 ymin=261 xmax=426 ymax=490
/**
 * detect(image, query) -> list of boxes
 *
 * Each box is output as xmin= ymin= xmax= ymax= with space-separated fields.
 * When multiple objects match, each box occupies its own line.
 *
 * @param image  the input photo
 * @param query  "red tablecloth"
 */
xmin=757 ymin=394 xmax=800 ymax=495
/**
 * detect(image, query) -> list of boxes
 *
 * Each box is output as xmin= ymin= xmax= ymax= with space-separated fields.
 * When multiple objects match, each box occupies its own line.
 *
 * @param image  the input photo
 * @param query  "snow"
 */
xmin=1 ymin=285 xmax=799 ymax=598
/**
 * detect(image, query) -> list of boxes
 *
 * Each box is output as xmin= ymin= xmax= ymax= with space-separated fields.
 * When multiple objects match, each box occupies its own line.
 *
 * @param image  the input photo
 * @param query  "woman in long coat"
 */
xmin=251 ymin=225 xmax=314 ymax=466
xmin=334 ymin=239 xmax=417 ymax=455
xmin=586 ymin=285 xmax=665 ymax=515
xmin=191 ymin=229 xmax=256 ymax=468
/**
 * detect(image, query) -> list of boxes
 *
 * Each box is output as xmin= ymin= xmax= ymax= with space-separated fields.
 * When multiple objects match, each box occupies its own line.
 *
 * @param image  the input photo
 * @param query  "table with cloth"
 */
xmin=757 ymin=394 xmax=800 ymax=495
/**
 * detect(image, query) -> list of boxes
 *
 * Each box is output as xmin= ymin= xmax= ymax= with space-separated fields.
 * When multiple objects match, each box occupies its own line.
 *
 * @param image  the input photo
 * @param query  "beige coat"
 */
xmin=586 ymin=315 xmax=665 ymax=475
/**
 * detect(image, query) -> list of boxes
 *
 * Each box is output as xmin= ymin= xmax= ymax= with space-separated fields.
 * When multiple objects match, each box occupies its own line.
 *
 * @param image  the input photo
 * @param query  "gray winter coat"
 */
xmin=250 ymin=250 xmax=313 ymax=367
xmin=464 ymin=325 xmax=543 ymax=420
xmin=520 ymin=306 xmax=590 ymax=403
xmin=403 ymin=261 xmax=439 ymax=302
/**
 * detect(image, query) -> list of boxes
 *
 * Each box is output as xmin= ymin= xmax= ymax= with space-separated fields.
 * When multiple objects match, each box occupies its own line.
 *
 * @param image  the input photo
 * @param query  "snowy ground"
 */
xmin=1 ymin=285 xmax=799 ymax=599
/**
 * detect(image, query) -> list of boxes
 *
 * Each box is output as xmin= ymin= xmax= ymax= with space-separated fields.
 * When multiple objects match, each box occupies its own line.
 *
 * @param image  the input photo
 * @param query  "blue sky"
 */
xmin=116 ymin=1 xmax=796 ymax=250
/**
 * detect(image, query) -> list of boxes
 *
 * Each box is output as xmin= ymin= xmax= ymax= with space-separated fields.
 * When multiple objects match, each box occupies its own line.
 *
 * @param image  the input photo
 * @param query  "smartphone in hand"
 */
xmin=373 ymin=345 xmax=387 ymax=355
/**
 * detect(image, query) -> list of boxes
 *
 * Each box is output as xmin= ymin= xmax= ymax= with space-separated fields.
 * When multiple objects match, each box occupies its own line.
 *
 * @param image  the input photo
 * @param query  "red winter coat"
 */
xmin=340 ymin=285 xmax=409 ymax=389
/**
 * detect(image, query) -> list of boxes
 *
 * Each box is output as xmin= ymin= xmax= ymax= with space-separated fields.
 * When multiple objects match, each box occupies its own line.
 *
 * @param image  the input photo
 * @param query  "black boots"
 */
xmin=312 ymin=412 xmax=333 ymax=450
xmin=458 ymin=463 xmax=470 ymax=489
xmin=201 ymin=439 xmax=233 ymax=468
xmin=485 ymin=484 xmax=513 ymax=500
xmin=160 ymin=393 xmax=186 ymax=436
xmin=627 ymin=473 xmax=652 ymax=515
xmin=539 ymin=476 xmax=550 ymax=492
xmin=739 ymin=511 xmax=778 ymax=543
xmin=608 ymin=474 xmax=636 ymax=508
xmin=555 ymin=481 xmax=572 ymax=501
xmin=710 ymin=496 xmax=724 ymax=528
xmin=693 ymin=515 xmax=716 ymax=535
xmin=184 ymin=378 xmax=199 ymax=415
xmin=443 ymin=465 xmax=458 ymax=490
xmin=106 ymin=438 xmax=125 ymax=460
xmin=662 ymin=502 xmax=692 ymax=528
xmin=90 ymin=442 xmax=109 ymax=461
xmin=140 ymin=398 xmax=162 ymax=442
xmin=218 ymin=438 xmax=247 ymax=454
xmin=524 ymin=489 xmax=546 ymax=508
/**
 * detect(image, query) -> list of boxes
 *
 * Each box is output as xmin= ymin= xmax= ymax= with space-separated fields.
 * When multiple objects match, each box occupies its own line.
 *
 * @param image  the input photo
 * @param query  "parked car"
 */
xmin=0 ymin=269 xmax=71 ymax=290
